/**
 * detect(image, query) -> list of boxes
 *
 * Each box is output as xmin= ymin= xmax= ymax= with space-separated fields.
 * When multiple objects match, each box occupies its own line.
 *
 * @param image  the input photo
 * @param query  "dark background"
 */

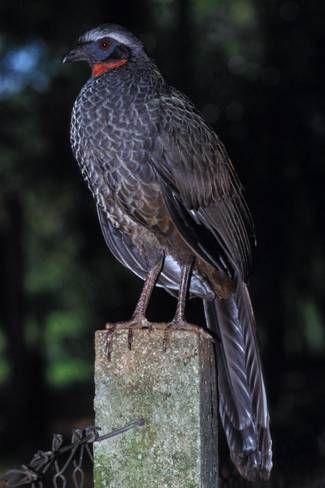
xmin=0 ymin=0 xmax=325 ymax=486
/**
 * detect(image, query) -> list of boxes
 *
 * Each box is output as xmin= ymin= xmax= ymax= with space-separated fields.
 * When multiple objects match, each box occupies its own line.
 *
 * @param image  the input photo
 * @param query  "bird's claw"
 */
xmin=104 ymin=316 xmax=151 ymax=360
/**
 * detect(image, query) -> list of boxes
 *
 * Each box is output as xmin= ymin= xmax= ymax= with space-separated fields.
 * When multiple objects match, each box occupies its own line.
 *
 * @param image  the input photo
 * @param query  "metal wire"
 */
xmin=0 ymin=419 xmax=144 ymax=488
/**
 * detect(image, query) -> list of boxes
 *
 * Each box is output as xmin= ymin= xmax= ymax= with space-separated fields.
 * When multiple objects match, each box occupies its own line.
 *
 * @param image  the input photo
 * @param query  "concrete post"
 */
xmin=94 ymin=326 xmax=219 ymax=487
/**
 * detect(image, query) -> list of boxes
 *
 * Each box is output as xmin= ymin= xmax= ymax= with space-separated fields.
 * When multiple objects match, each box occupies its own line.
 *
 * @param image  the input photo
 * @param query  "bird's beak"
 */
xmin=62 ymin=47 xmax=87 ymax=64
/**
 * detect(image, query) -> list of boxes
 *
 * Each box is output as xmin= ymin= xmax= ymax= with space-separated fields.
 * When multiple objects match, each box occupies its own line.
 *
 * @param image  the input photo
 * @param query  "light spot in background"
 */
xmin=0 ymin=329 xmax=9 ymax=383
xmin=302 ymin=300 xmax=325 ymax=353
xmin=0 ymin=41 xmax=50 ymax=98
xmin=152 ymin=0 xmax=175 ymax=28
xmin=8 ymin=45 xmax=40 ymax=72
xmin=45 ymin=310 xmax=91 ymax=387
xmin=48 ymin=359 xmax=91 ymax=386
xmin=195 ymin=0 xmax=264 ymax=85
xmin=230 ymin=0 xmax=256 ymax=27
xmin=311 ymin=112 xmax=325 ymax=137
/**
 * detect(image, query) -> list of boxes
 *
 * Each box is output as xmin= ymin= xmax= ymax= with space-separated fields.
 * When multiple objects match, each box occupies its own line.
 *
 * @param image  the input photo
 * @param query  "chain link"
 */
xmin=0 ymin=419 xmax=144 ymax=487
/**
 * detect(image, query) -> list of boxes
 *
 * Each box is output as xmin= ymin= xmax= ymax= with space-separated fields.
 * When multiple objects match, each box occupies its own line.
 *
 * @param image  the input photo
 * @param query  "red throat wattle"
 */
xmin=92 ymin=59 xmax=128 ymax=78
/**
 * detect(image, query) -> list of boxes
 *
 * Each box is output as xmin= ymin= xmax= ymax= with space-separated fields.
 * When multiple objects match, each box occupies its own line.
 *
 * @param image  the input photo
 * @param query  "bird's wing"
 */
xmin=97 ymin=205 xmax=183 ymax=296
xmin=150 ymin=90 xmax=255 ymax=281
xmin=97 ymin=205 xmax=149 ymax=280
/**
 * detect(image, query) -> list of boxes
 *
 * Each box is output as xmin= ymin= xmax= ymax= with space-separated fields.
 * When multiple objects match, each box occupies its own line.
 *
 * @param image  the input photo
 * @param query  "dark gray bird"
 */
xmin=63 ymin=24 xmax=272 ymax=481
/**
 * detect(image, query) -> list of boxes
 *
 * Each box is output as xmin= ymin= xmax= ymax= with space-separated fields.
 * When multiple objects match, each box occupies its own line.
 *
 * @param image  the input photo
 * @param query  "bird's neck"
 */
xmin=92 ymin=59 xmax=128 ymax=78
xmin=89 ymin=56 xmax=163 ymax=90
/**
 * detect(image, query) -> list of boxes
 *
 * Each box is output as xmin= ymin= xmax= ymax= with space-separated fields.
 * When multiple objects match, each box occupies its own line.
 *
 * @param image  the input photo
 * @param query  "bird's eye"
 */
xmin=99 ymin=39 xmax=110 ymax=50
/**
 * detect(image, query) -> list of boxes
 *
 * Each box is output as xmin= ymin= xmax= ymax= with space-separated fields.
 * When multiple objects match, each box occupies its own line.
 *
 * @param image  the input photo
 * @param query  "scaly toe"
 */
xmin=131 ymin=315 xmax=151 ymax=329
xmin=104 ymin=317 xmax=153 ymax=358
xmin=104 ymin=325 xmax=117 ymax=361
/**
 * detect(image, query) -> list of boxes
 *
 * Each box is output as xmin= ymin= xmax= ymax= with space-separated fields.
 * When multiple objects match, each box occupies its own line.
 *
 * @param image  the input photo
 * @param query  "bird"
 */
xmin=63 ymin=24 xmax=272 ymax=481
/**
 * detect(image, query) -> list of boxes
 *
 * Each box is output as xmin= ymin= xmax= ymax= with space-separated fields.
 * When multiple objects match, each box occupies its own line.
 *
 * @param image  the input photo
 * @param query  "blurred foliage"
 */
xmin=0 ymin=0 xmax=325 ymax=485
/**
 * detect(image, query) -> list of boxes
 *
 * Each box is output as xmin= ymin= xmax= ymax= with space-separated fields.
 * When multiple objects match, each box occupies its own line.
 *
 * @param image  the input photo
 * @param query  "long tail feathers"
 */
xmin=203 ymin=281 xmax=272 ymax=481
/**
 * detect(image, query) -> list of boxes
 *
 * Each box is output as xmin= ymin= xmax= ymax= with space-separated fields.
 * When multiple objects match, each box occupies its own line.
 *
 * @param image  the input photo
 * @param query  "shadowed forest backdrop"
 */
xmin=0 ymin=0 xmax=324 ymax=486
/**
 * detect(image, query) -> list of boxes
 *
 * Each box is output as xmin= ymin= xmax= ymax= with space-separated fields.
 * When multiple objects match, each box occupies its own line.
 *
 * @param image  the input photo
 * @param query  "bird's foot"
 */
xmin=105 ymin=315 xmax=152 ymax=360
xmin=163 ymin=320 xmax=213 ymax=351
xmin=104 ymin=318 xmax=213 ymax=360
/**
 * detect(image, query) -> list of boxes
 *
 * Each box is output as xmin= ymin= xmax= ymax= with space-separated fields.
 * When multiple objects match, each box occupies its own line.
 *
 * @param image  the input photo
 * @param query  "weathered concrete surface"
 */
xmin=94 ymin=326 xmax=218 ymax=488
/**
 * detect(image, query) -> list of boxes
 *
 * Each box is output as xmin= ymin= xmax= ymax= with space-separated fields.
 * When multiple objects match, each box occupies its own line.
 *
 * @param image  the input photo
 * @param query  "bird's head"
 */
xmin=63 ymin=24 xmax=143 ymax=78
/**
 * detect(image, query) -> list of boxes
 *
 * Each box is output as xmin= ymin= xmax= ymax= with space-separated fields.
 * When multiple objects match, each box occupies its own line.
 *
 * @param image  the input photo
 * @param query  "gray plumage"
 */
xmin=66 ymin=24 xmax=272 ymax=481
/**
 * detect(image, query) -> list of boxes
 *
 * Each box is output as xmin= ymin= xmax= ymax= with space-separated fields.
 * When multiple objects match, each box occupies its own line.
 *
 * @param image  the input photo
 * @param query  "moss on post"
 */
xmin=94 ymin=326 xmax=219 ymax=487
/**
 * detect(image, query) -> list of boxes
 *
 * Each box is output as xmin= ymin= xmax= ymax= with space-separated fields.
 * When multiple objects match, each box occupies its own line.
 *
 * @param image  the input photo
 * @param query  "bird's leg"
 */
xmin=127 ymin=258 xmax=164 ymax=346
xmin=105 ymin=257 xmax=163 ymax=357
xmin=131 ymin=261 xmax=163 ymax=321
xmin=163 ymin=259 xmax=212 ymax=350
xmin=173 ymin=260 xmax=193 ymax=324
